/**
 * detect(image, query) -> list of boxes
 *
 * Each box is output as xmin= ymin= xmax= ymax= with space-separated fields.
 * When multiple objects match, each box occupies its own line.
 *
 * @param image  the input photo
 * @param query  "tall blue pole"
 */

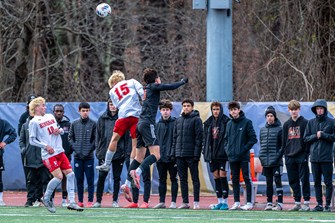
xmin=206 ymin=0 xmax=233 ymax=102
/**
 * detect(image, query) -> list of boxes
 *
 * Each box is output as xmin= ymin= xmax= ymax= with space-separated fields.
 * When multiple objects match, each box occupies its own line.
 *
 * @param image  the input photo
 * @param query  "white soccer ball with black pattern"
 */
xmin=96 ymin=3 xmax=111 ymax=17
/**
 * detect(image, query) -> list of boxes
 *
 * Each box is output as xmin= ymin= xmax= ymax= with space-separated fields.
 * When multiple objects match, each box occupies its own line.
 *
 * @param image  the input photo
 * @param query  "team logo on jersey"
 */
xmin=39 ymin=119 xmax=56 ymax=128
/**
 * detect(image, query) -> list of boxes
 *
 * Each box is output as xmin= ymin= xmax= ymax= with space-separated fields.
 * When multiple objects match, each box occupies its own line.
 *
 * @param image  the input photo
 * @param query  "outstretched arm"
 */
xmin=151 ymin=78 xmax=188 ymax=91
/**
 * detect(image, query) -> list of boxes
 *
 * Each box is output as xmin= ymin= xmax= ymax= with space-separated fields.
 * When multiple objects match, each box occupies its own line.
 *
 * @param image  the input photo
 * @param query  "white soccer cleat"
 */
xmin=240 ymin=202 xmax=253 ymax=211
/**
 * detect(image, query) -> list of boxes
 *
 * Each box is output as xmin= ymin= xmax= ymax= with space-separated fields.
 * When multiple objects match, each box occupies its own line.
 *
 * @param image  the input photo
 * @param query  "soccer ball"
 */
xmin=96 ymin=3 xmax=111 ymax=17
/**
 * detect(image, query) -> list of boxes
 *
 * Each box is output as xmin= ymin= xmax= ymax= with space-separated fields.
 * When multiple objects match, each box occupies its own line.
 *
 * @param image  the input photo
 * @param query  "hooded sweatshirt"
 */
xmin=304 ymin=99 xmax=335 ymax=162
xmin=203 ymin=103 xmax=230 ymax=162
xmin=281 ymin=115 xmax=308 ymax=160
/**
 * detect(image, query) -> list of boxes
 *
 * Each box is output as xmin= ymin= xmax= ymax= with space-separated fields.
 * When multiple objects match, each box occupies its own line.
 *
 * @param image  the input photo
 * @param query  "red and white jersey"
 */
xmin=29 ymin=113 xmax=64 ymax=160
xmin=109 ymin=78 xmax=144 ymax=118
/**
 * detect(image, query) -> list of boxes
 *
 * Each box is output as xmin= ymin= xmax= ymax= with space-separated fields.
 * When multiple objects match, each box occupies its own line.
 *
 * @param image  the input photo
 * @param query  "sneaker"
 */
xmin=178 ymin=203 xmax=190 ymax=209
xmin=264 ymin=203 xmax=273 ymax=211
xmin=92 ymin=202 xmax=101 ymax=208
xmin=96 ymin=164 xmax=110 ymax=172
xmin=272 ymin=203 xmax=283 ymax=211
xmin=220 ymin=203 xmax=229 ymax=210
xmin=25 ymin=201 xmax=33 ymax=207
xmin=229 ymin=202 xmax=240 ymax=210
xmin=212 ymin=203 xmax=223 ymax=210
xmin=120 ymin=184 xmax=133 ymax=202
xmin=153 ymin=202 xmax=166 ymax=209
xmin=61 ymin=200 xmax=69 ymax=207
xmin=193 ymin=202 xmax=200 ymax=210
xmin=77 ymin=202 xmax=84 ymax=207
xmin=288 ymin=204 xmax=301 ymax=211
xmin=112 ymin=201 xmax=119 ymax=208
xmin=299 ymin=204 xmax=310 ymax=211
xmin=41 ymin=197 xmax=56 ymax=213
xmin=67 ymin=202 xmax=84 ymax=212
xmin=312 ymin=205 xmax=324 ymax=212
xmin=0 ymin=200 xmax=6 ymax=206
xmin=86 ymin=202 xmax=94 ymax=208
xmin=124 ymin=202 xmax=138 ymax=208
xmin=323 ymin=205 xmax=331 ymax=212
xmin=140 ymin=202 xmax=149 ymax=208
xmin=241 ymin=202 xmax=253 ymax=211
xmin=169 ymin=202 xmax=176 ymax=209
xmin=33 ymin=201 xmax=42 ymax=207
xmin=130 ymin=170 xmax=141 ymax=189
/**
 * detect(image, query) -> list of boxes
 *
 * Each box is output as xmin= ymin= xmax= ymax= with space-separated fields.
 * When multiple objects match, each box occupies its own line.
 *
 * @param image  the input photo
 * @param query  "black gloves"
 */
xmin=193 ymin=156 xmax=200 ymax=162
xmin=170 ymin=155 xmax=175 ymax=163
xmin=181 ymin=77 xmax=189 ymax=84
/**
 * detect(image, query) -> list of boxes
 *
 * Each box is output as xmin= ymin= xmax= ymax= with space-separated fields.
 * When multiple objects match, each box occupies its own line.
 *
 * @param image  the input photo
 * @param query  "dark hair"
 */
xmin=228 ymin=101 xmax=240 ymax=110
xmin=53 ymin=104 xmax=64 ymax=111
xmin=143 ymin=68 xmax=158 ymax=84
xmin=182 ymin=98 xmax=194 ymax=107
xmin=159 ymin=99 xmax=173 ymax=110
xmin=211 ymin=101 xmax=221 ymax=109
xmin=79 ymin=102 xmax=90 ymax=110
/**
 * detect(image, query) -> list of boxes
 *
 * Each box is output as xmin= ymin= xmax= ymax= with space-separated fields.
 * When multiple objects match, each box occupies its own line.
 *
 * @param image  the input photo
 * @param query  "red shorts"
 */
xmin=43 ymin=152 xmax=72 ymax=173
xmin=114 ymin=116 xmax=138 ymax=139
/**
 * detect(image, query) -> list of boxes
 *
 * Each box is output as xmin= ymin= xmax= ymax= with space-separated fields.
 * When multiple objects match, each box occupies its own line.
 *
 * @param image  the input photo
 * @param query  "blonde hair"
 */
xmin=108 ymin=70 xmax=125 ymax=88
xmin=29 ymin=97 xmax=45 ymax=115
xmin=288 ymin=100 xmax=300 ymax=110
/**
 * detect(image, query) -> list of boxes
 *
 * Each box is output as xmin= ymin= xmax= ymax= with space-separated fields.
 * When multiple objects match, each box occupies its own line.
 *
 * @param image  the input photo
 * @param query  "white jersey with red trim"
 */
xmin=109 ymin=78 xmax=144 ymax=118
xmin=29 ymin=113 xmax=64 ymax=160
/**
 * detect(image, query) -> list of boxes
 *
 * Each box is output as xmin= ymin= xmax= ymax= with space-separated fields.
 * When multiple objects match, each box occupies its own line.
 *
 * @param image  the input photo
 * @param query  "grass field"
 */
xmin=0 ymin=207 xmax=334 ymax=223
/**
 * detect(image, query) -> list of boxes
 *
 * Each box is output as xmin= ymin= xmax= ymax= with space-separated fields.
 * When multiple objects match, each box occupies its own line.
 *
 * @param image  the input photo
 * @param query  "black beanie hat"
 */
xmin=27 ymin=94 xmax=37 ymax=105
xmin=265 ymin=106 xmax=277 ymax=118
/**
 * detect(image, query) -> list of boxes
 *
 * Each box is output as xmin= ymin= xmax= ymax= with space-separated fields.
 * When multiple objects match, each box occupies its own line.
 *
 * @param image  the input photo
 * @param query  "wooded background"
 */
xmin=0 ymin=0 xmax=334 ymax=102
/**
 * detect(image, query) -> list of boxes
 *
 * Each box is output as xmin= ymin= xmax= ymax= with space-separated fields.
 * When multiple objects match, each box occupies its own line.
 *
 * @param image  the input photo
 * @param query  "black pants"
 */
xmin=96 ymin=158 xmax=125 ymax=203
xmin=132 ymin=164 xmax=151 ymax=203
xmin=156 ymin=161 xmax=178 ymax=203
xmin=176 ymin=157 xmax=200 ymax=203
xmin=26 ymin=166 xmax=52 ymax=202
xmin=285 ymin=158 xmax=310 ymax=202
xmin=230 ymin=161 xmax=252 ymax=203
xmin=311 ymin=162 xmax=333 ymax=206
xmin=263 ymin=166 xmax=283 ymax=203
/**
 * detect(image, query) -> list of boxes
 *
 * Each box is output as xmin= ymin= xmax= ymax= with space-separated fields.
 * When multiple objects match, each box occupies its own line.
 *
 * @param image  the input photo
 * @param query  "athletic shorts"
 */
xmin=136 ymin=121 xmax=159 ymax=148
xmin=0 ymin=155 xmax=4 ymax=172
xmin=209 ymin=160 xmax=227 ymax=173
xmin=43 ymin=152 xmax=72 ymax=173
xmin=113 ymin=116 xmax=138 ymax=139
xmin=262 ymin=166 xmax=282 ymax=177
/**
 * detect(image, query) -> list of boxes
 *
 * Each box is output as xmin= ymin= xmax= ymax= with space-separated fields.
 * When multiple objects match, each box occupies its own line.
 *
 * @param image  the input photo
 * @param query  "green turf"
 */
xmin=0 ymin=207 xmax=334 ymax=223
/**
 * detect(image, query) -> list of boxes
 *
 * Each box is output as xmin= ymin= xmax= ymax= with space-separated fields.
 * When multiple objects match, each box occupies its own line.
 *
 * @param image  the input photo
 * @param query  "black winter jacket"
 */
xmin=259 ymin=119 xmax=283 ymax=167
xmin=19 ymin=117 xmax=44 ymax=168
xmin=69 ymin=117 xmax=96 ymax=160
xmin=56 ymin=115 xmax=72 ymax=157
xmin=0 ymin=118 xmax=17 ymax=156
xmin=224 ymin=111 xmax=257 ymax=162
xmin=203 ymin=104 xmax=230 ymax=162
xmin=95 ymin=110 xmax=129 ymax=160
xmin=304 ymin=99 xmax=335 ymax=163
xmin=172 ymin=110 xmax=203 ymax=158
xmin=156 ymin=116 xmax=176 ymax=163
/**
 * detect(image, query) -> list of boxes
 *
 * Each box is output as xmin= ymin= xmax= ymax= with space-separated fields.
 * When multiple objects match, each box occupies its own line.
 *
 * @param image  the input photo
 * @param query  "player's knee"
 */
xmin=66 ymin=171 xmax=75 ymax=181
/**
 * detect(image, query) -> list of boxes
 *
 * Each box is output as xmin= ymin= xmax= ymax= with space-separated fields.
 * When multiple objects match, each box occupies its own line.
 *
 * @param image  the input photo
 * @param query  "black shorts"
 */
xmin=262 ymin=166 xmax=282 ymax=177
xmin=0 ymin=155 xmax=4 ymax=172
xmin=136 ymin=121 xmax=159 ymax=148
xmin=209 ymin=160 xmax=227 ymax=173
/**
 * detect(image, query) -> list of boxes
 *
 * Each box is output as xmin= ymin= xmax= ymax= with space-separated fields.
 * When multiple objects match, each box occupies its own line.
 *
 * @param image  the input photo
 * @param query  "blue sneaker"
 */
xmin=212 ymin=203 xmax=223 ymax=210
xmin=220 ymin=203 xmax=229 ymax=210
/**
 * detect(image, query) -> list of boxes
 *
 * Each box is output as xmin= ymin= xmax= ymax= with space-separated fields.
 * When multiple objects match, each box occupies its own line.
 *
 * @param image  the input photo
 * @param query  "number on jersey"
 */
xmin=114 ymin=83 xmax=130 ymax=100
